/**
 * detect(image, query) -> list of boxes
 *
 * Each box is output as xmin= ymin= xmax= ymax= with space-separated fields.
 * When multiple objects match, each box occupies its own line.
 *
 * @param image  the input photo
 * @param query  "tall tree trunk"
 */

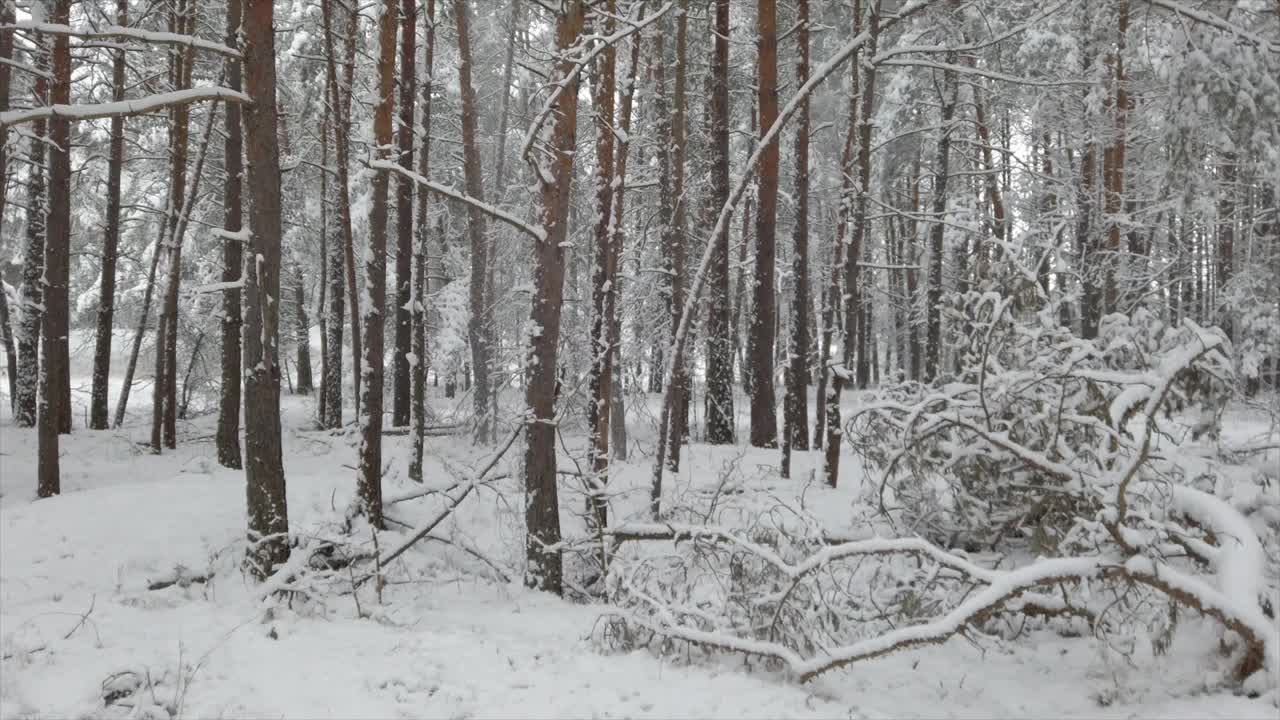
xmin=653 ymin=11 xmax=688 ymax=471
xmin=704 ymin=0 xmax=734 ymax=446
xmin=667 ymin=0 xmax=689 ymax=467
xmin=358 ymin=0 xmax=399 ymax=530
xmin=114 ymin=217 xmax=165 ymax=428
xmin=152 ymin=0 xmax=196 ymax=451
xmin=587 ymin=0 xmax=618 ymax=542
xmin=821 ymin=0 xmax=863 ymax=487
xmin=242 ymin=0 xmax=291 ymax=578
xmin=524 ymin=0 xmax=585 ymax=595
xmin=1102 ymin=0 xmax=1129 ymax=314
xmin=924 ymin=63 xmax=957 ymax=382
xmin=14 ymin=43 xmax=46 ymax=428
xmin=1217 ymin=154 xmax=1235 ymax=339
xmin=610 ymin=14 xmax=645 ymax=462
xmin=747 ymin=0 xmax=779 ymax=448
xmin=906 ymin=153 xmax=922 ymax=381
xmin=218 ymin=0 xmax=245 ymax=466
xmin=484 ymin=0 xmax=523 ymax=432
xmin=320 ymin=92 xmax=345 ymax=429
xmin=293 ymin=266 xmax=314 ymax=394
xmin=321 ymin=0 xmax=362 ymax=415
xmin=455 ymin=0 xmax=494 ymax=444
xmin=0 ymin=2 xmax=13 ymax=414
xmin=392 ymin=0 xmax=418 ymax=427
xmin=89 ymin=0 xmax=129 ymax=430
xmin=782 ymin=0 xmax=812 ymax=478
xmin=1077 ymin=20 xmax=1101 ymax=339
xmin=38 ymin=0 xmax=72 ymax=495
xmin=848 ymin=2 xmax=881 ymax=392
xmin=409 ymin=0 xmax=437 ymax=482
xmin=154 ymin=78 xmax=217 ymax=453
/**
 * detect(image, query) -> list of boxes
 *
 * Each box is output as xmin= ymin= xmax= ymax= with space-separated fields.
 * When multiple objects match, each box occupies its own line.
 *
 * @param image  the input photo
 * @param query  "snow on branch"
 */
xmin=0 ymin=87 xmax=250 ymax=128
xmin=0 ymin=55 xmax=53 ymax=80
xmin=186 ymin=280 xmax=244 ymax=294
xmin=3 ymin=21 xmax=241 ymax=58
xmin=1144 ymin=0 xmax=1280 ymax=53
xmin=369 ymin=159 xmax=546 ymax=243
xmin=520 ymin=1 xmax=673 ymax=180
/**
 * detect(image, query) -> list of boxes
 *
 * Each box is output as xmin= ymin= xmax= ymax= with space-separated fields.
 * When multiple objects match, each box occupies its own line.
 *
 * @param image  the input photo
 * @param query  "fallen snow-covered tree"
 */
xmin=599 ymin=306 xmax=1278 ymax=692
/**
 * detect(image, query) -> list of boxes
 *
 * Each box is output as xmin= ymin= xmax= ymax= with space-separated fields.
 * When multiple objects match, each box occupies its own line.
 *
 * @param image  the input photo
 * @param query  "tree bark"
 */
xmin=1102 ymin=0 xmax=1129 ymax=315
xmin=587 ymin=0 xmax=618 ymax=540
xmin=321 ymin=0 xmax=362 ymax=416
xmin=848 ymin=2 xmax=881 ymax=392
xmin=392 ymin=0 xmax=418 ymax=427
xmin=524 ymin=0 xmax=585 ymax=596
xmin=152 ymin=0 xmax=196 ymax=452
xmin=14 ymin=42 xmax=45 ymax=428
xmin=320 ymin=92 xmax=345 ymax=429
xmin=455 ymin=0 xmax=494 ymax=444
xmin=0 ymin=2 xmax=13 ymax=414
xmin=705 ymin=0 xmax=734 ymax=446
xmin=821 ymin=0 xmax=863 ymax=486
xmin=217 ymin=0 xmax=245 ymax=467
xmin=241 ymin=0 xmax=290 ymax=578
xmin=610 ymin=13 xmax=645 ymax=462
xmin=781 ymin=0 xmax=812 ymax=476
xmin=409 ymin=0 xmax=437 ymax=482
xmin=114 ymin=217 xmax=164 ymax=429
xmin=924 ymin=63 xmax=957 ymax=382
xmin=38 ymin=0 xmax=72 ymax=495
xmin=89 ymin=0 xmax=129 ymax=430
xmin=747 ymin=0 xmax=779 ymax=448
xmin=358 ymin=0 xmax=399 ymax=529
xmin=292 ymin=265 xmax=314 ymax=394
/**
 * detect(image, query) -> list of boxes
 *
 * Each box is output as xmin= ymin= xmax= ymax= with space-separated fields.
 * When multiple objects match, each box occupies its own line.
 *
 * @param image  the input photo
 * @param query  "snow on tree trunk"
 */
xmin=241 ymin=0 xmax=290 ymax=578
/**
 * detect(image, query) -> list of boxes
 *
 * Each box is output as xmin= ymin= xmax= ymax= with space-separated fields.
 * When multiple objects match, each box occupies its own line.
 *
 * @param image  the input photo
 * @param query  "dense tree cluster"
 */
xmin=0 ymin=0 xmax=1276 ymax=597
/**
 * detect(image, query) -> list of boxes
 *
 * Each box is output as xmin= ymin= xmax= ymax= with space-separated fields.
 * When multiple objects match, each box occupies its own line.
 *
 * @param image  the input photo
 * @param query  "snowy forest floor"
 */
xmin=0 ymin=333 xmax=1277 ymax=719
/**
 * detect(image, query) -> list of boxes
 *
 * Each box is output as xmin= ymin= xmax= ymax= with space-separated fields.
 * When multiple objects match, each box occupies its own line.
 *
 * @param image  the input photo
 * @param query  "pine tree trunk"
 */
xmin=587 ymin=0 xmax=618 ymax=540
xmin=152 ymin=1 xmax=196 ymax=452
xmin=358 ymin=0 xmax=399 ymax=530
xmin=609 ymin=15 xmax=644 ymax=462
xmin=38 ymin=0 xmax=72 ymax=496
xmin=0 ymin=3 xmax=13 ymax=414
xmin=747 ymin=0 xmax=779 ymax=448
xmin=154 ymin=68 xmax=217 ymax=453
xmin=14 ymin=44 xmax=45 ymax=429
xmin=782 ymin=0 xmax=812 ymax=473
xmin=217 ymin=0 xmax=245 ymax=466
xmin=848 ymin=3 xmax=881 ymax=392
xmin=321 ymin=0 xmax=362 ymax=416
xmin=392 ymin=0 xmax=418 ymax=427
xmin=667 ymin=0 xmax=689 ymax=467
xmin=89 ymin=0 xmax=129 ymax=430
xmin=293 ymin=266 xmax=314 ymax=394
xmin=242 ymin=0 xmax=291 ymax=578
xmin=114 ymin=217 xmax=164 ymax=429
xmin=409 ymin=0 xmax=436 ymax=482
xmin=820 ymin=0 xmax=865 ymax=486
xmin=524 ymin=0 xmax=584 ymax=596
xmin=455 ymin=0 xmax=493 ymax=444
xmin=704 ymin=0 xmax=734 ymax=446
xmin=320 ymin=90 xmax=345 ymax=429
xmin=1102 ymin=0 xmax=1129 ymax=315
xmin=924 ymin=63 xmax=956 ymax=382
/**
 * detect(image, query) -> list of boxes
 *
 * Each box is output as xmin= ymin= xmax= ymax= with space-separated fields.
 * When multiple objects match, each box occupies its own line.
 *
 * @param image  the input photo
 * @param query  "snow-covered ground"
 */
xmin=0 ymin=334 xmax=1276 ymax=718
